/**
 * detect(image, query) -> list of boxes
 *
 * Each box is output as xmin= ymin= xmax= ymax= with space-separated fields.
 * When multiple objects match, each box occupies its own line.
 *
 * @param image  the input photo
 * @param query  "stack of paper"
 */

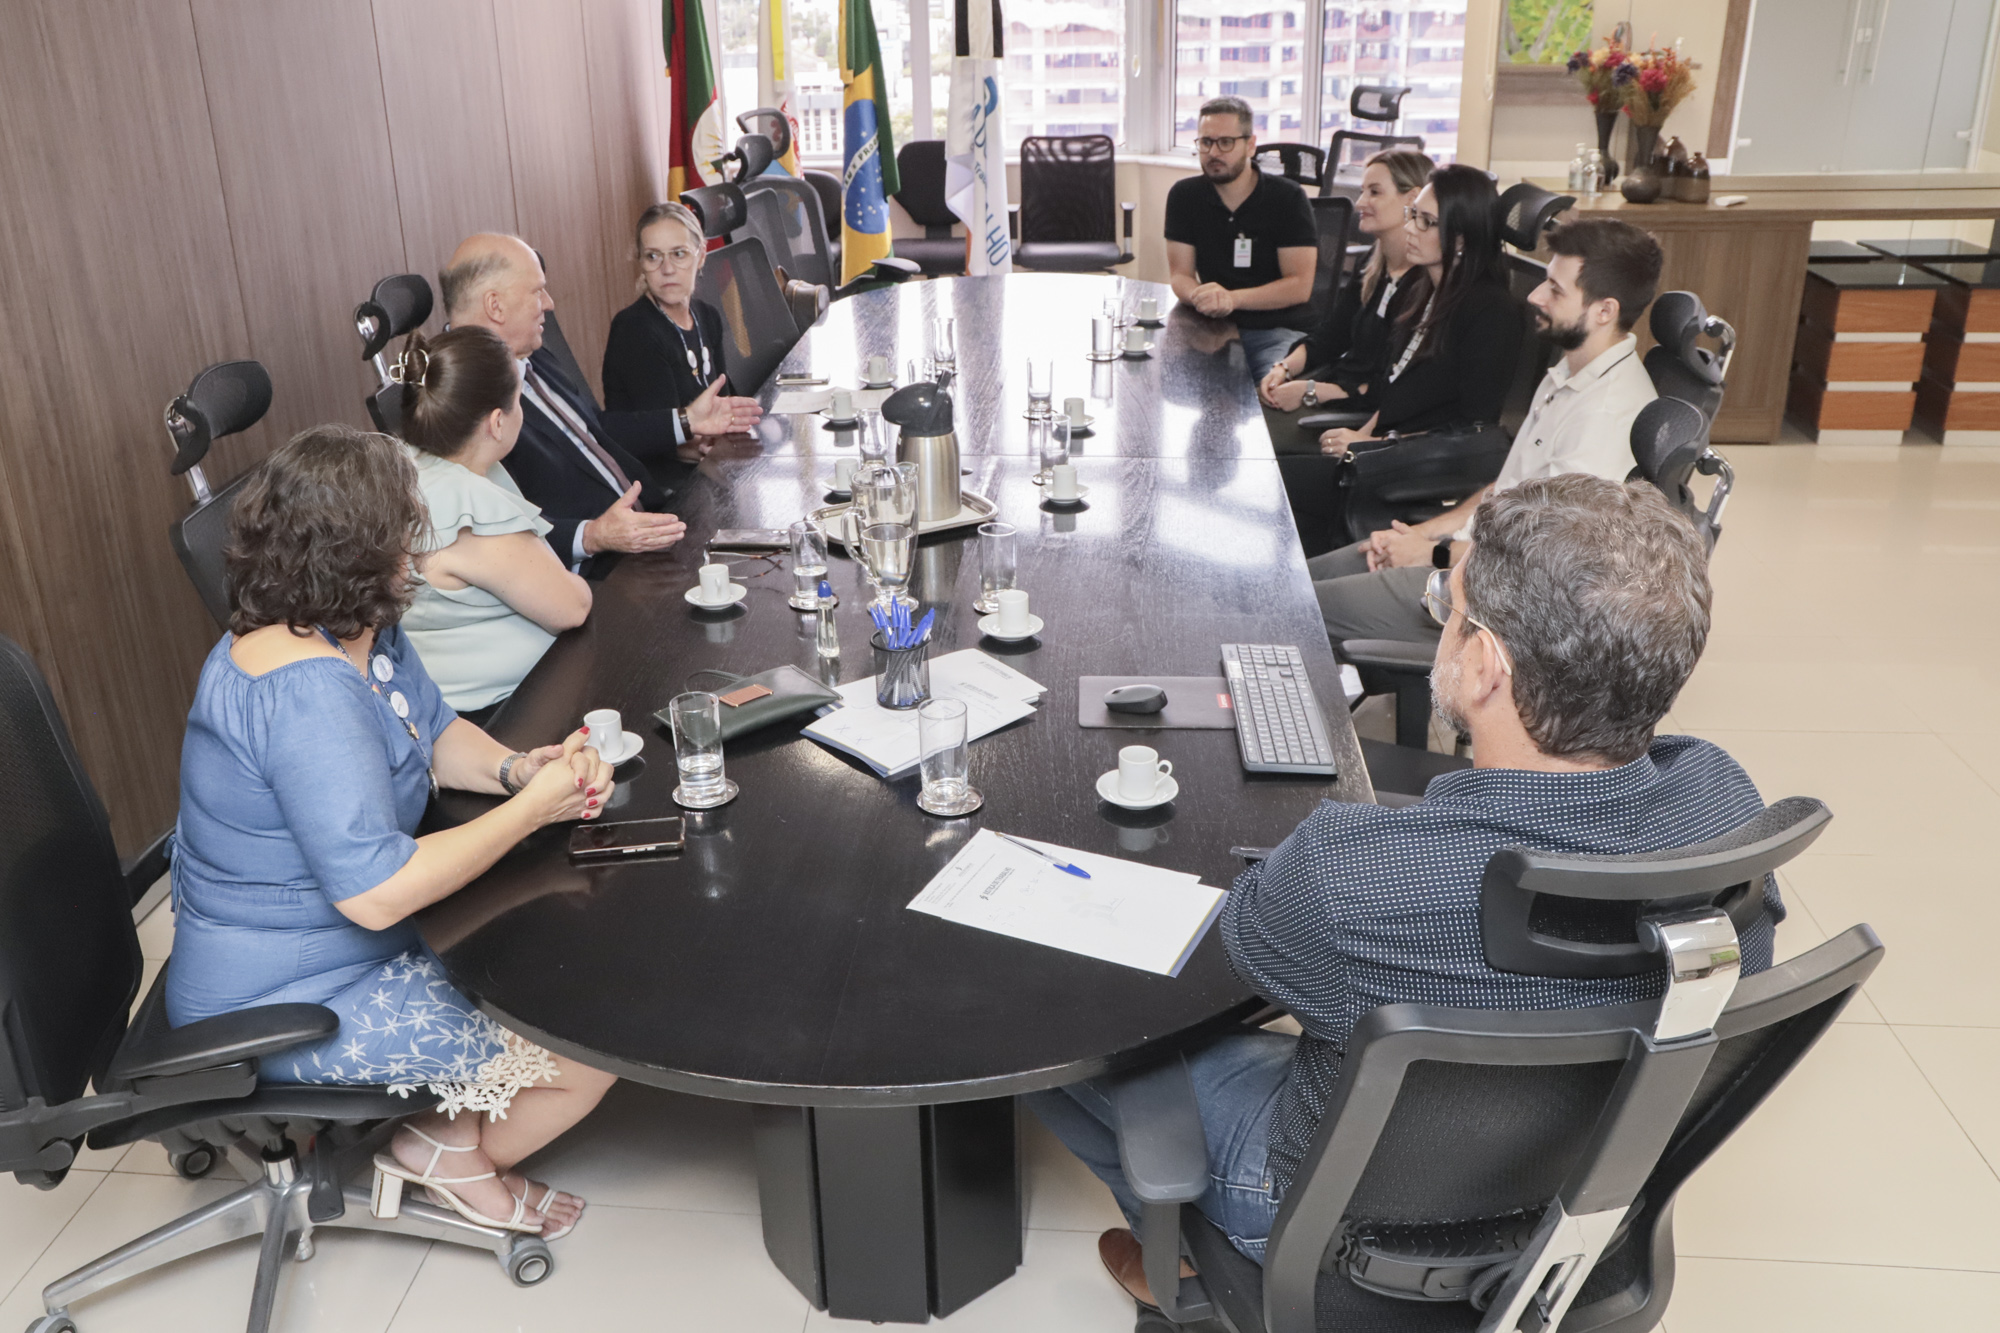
xmin=769 ymin=386 xmax=896 ymax=415
xmin=803 ymin=649 xmax=1045 ymax=778
xmin=908 ymin=830 xmax=1227 ymax=976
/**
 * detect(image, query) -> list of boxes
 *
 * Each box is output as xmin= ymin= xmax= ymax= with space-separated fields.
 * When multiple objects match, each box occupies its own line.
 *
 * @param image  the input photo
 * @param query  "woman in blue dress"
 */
xmin=169 ymin=424 xmax=616 ymax=1240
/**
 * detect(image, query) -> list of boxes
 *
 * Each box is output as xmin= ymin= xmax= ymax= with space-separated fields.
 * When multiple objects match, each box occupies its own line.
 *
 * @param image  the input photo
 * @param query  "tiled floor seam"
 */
xmin=0 ymin=1167 xmax=112 ymax=1310
xmin=1883 ymin=1021 xmax=2000 ymax=1188
xmin=377 ymin=1237 xmax=432 ymax=1333
xmin=1672 ymin=1252 xmax=2000 ymax=1275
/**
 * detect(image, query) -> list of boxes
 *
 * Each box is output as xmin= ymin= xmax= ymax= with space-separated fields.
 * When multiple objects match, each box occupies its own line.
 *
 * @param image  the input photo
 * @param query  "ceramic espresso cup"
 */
xmin=698 ymin=562 xmax=730 ymax=601
xmin=1124 ymin=325 xmax=1147 ymax=353
xmin=1065 ymin=396 xmax=1088 ymax=427
xmin=1049 ymin=464 xmax=1080 ymax=500
xmin=866 ymin=354 xmax=892 ymax=384
xmin=996 ymin=588 xmax=1032 ymax=636
xmin=583 ymin=708 xmax=623 ymax=752
xmin=830 ymin=388 xmax=854 ymax=420
xmin=835 ymin=457 xmax=858 ymax=491
xmin=1138 ymin=297 xmax=1160 ymax=321
xmin=1117 ymin=745 xmax=1173 ymax=801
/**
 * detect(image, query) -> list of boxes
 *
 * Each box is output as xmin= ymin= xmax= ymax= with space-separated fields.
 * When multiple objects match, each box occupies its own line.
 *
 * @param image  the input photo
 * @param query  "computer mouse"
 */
xmin=1104 ymin=684 xmax=1169 ymax=714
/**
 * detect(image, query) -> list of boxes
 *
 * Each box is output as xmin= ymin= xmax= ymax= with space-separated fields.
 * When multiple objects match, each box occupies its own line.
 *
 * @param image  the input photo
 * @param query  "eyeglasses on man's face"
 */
xmin=1423 ymin=567 xmax=1513 ymax=675
xmin=1196 ymin=135 xmax=1247 ymax=154
xmin=641 ymin=247 xmax=700 ymax=272
xmin=1403 ymin=204 xmax=1440 ymax=233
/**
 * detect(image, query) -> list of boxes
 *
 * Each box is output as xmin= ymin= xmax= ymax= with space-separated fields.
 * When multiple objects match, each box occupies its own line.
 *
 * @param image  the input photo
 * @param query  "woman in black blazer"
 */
xmin=601 ymin=202 xmax=736 ymax=454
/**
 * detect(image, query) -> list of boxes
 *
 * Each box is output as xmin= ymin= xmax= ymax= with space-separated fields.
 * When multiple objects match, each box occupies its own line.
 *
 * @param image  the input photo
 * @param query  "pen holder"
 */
xmin=871 ymin=631 xmax=932 ymax=710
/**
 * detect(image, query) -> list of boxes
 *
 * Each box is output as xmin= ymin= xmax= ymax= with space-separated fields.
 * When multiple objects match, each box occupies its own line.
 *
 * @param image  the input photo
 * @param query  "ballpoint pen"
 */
xmin=995 ymin=832 xmax=1092 ymax=880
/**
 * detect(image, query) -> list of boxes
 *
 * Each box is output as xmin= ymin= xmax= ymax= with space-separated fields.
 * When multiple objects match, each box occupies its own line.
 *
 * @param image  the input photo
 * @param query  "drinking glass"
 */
xmin=788 ymin=519 xmax=830 ymax=610
xmin=1103 ymin=296 xmax=1126 ymax=329
xmin=917 ymin=698 xmax=982 ymax=815
xmin=931 ymin=317 xmax=956 ymax=375
xmin=853 ymin=459 xmax=919 ymax=528
xmin=1028 ymin=416 xmax=1070 ymax=485
xmin=857 ymin=408 xmax=891 ymax=464
xmin=1091 ymin=316 xmax=1115 ymax=360
xmin=1026 ymin=359 xmax=1053 ymax=419
xmin=859 ymin=522 xmax=917 ymax=611
xmin=975 ymin=521 xmax=1017 ymax=614
xmin=668 ymin=692 xmax=738 ymax=808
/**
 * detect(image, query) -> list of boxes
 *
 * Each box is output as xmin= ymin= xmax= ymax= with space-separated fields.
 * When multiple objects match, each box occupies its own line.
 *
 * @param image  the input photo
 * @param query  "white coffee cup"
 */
xmin=831 ymin=387 xmax=854 ymax=420
xmin=1050 ymin=463 xmax=1079 ymax=500
xmin=584 ymin=708 xmax=624 ymax=755
xmin=866 ymin=354 xmax=892 ymax=384
xmin=1124 ymin=325 xmax=1148 ymax=353
xmin=1064 ymin=396 xmax=1087 ymax=427
xmin=1139 ymin=297 xmax=1160 ymax=321
xmin=996 ymin=588 xmax=1031 ymax=636
xmin=835 ymin=457 xmax=858 ymax=491
xmin=698 ymin=562 xmax=730 ymax=602
xmin=1118 ymin=745 xmax=1173 ymax=801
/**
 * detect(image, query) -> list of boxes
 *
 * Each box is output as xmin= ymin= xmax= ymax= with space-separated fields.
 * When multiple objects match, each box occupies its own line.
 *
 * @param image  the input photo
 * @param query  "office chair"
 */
xmin=353 ymin=274 xmax=434 ymax=433
xmin=1107 ymin=799 xmax=1881 ymax=1333
xmin=1012 ymin=135 xmax=1136 ymax=273
xmin=744 ymin=173 xmax=840 ymax=290
xmin=1251 ymin=143 xmax=1327 ymax=193
xmin=695 ymin=235 xmax=806 ymax=395
xmin=738 ymin=188 xmax=833 ymax=331
xmin=1302 ymin=197 xmax=1354 ymax=319
xmin=681 ymin=182 xmax=751 ymax=240
xmin=892 ymin=139 xmax=970 ymax=276
xmin=1321 ymin=90 xmax=1423 ymax=199
xmin=162 ymin=360 xmax=271 ymax=631
xmin=805 ymin=169 xmax=845 ymax=274
xmin=0 ymin=634 xmax=554 ymax=1333
xmin=734 ymin=106 xmax=794 ymax=169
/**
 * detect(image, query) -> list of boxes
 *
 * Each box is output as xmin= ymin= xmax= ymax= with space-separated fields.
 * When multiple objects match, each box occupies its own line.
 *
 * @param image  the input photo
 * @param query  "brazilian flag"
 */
xmin=838 ymin=0 xmax=900 ymax=285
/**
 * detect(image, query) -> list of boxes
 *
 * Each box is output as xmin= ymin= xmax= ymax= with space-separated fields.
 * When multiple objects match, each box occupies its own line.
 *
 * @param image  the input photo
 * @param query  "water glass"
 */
xmin=975 ymin=521 xmax=1017 ymax=614
xmin=917 ymin=698 xmax=982 ymax=815
xmin=1103 ymin=296 xmax=1126 ymax=329
xmin=1026 ymin=359 xmax=1053 ymax=419
xmin=931 ymin=317 xmax=956 ymax=374
xmin=668 ymin=692 xmax=738 ymax=808
xmin=860 ymin=522 xmax=917 ymax=610
xmin=1091 ymin=316 xmax=1115 ymax=360
xmin=857 ymin=408 xmax=891 ymax=464
xmin=1028 ymin=416 xmax=1070 ymax=484
xmin=788 ymin=519 xmax=830 ymax=610
xmin=854 ymin=459 xmax=919 ymax=528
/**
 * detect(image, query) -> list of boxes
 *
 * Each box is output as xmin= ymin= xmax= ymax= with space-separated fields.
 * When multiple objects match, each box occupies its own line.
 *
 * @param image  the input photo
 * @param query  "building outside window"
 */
xmin=1004 ymin=1 xmax=1124 ymax=144
xmin=1321 ymin=1 xmax=1465 ymax=164
xmin=1177 ymin=1 xmax=1308 ymax=139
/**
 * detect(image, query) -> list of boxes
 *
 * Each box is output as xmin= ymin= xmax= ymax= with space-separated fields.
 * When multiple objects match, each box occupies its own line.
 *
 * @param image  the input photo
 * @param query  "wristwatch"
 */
xmin=1431 ymin=540 xmax=1454 ymax=570
xmin=1300 ymin=382 xmax=1320 ymax=409
xmin=676 ymin=408 xmax=694 ymax=440
xmin=498 ymin=752 xmax=530 ymax=794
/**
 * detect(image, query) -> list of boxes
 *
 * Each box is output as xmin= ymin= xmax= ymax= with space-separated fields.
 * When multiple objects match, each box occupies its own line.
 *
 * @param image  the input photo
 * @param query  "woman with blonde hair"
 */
xmin=601 ymin=201 xmax=750 ymax=448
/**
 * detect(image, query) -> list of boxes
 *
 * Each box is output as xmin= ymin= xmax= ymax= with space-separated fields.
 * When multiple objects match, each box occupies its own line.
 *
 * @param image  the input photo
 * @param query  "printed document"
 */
xmin=769 ymin=387 xmax=896 ymax=415
xmin=804 ymin=649 xmax=1045 ymax=778
xmin=908 ymin=830 xmax=1227 ymax=976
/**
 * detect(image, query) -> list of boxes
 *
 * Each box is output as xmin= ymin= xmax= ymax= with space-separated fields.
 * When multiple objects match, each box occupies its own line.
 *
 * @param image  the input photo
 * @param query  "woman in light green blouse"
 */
xmin=392 ymin=326 xmax=592 ymax=719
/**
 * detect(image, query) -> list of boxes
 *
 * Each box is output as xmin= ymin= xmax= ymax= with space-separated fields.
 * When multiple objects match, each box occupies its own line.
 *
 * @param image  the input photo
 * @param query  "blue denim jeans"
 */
xmin=1237 ymin=326 xmax=1307 ymax=383
xmin=1024 ymin=1030 xmax=1295 ymax=1262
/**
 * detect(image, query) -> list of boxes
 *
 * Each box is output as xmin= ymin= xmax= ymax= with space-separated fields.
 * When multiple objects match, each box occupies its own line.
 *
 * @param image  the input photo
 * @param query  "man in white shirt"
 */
xmin=1310 ymin=218 xmax=1665 ymax=646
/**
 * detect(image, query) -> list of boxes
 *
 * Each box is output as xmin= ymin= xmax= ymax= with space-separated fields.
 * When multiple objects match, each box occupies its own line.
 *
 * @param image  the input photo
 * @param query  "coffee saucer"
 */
xmin=588 ymin=731 xmax=645 ymax=766
xmin=1042 ymin=485 xmax=1091 ymax=508
xmin=820 ymin=415 xmax=859 ymax=430
xmin=1097 ymin=770 xmax=1178 ymax=810
xmin=977 ymin=612 xmax=1044 ymax=642
xmin=1121 ymin=344 xmax=1155 ymax=360
xmin=825 ymin=486 xmax=852 ymax=502
xmin=1134 ymin=317 xmax=1166 ymax=329
xmin=685 ymin=583 xmax=748 ymax=610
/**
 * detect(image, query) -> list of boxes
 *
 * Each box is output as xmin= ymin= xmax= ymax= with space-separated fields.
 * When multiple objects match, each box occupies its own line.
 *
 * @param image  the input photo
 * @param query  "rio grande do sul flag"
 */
xmin=665 ymin=0 xmax=726 ymax=198
xmin=838 ymin=0 xmax=900 ymax=285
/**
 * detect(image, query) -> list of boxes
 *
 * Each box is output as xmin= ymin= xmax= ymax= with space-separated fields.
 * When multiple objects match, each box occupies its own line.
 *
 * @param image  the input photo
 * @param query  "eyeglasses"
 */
xmin=1403 ymin=204 xmax=1440 ymax=233
xmin=1195 ymin=135 xmax=1246 ymax=153
xmin=1423 ymin=567 xmax=1513 ymax=676
xmin=640 ymin=247 xmax=700 ymax=272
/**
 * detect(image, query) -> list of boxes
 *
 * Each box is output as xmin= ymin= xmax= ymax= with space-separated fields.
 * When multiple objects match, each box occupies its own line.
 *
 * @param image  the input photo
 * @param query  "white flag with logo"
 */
xmin=945 ymin=60 xmax=1011 ymax=276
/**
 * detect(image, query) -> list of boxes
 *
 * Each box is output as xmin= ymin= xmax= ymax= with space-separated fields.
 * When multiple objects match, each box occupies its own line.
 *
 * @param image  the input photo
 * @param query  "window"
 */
xmin=1005 ymin=7 xmax=1124 ymax=144
xmin=1321 ymin=0 xmax=1463 ymax=165
xmin=1177 ymin=3 xmax=1306 ymax=145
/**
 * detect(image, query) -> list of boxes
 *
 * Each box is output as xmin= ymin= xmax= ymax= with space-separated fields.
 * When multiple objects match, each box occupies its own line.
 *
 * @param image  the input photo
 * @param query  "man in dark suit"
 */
xmin=439 ymin=233 xmax=760 ymax=573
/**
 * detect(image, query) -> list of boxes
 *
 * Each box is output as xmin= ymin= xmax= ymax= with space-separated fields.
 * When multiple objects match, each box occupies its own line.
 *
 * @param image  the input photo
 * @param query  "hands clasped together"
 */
xmin=513 ymin=727 xmax=617 ymax=824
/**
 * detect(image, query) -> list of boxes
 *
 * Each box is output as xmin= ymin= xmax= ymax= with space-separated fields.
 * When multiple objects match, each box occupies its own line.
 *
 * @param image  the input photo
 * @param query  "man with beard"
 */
xmin=1028 ymin=476 xmax=1782 ymax=1297
xmin=1308 ymin=218 xmax=1663 ymax=647
xmin=1164 ymin=96 xmax=1319 ymax=379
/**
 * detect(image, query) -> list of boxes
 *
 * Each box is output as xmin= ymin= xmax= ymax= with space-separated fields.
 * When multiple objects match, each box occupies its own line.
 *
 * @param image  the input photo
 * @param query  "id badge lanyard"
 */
xmin=1233 ymin=234 xmax=1254 ymax=269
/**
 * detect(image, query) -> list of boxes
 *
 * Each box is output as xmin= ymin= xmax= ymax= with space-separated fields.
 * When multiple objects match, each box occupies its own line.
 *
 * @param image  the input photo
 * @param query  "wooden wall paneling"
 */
xmin=582 ymin=0 xmax=673 ymax=319
xmin=371 ymin=0 xmax=521 ymax=322
xmin=1707 ymin=0 xmax=1753 ymax=161
xmin=190 ymin=0 xmax=409 ymax=439
xmin=495 ymin=0 xmax=620 ymax=402
xmin=0 ymin=0 xmax=263 ymax=851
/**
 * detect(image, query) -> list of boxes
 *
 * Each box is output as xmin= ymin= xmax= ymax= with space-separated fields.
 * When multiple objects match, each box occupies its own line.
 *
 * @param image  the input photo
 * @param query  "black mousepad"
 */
xmin=1078 ymin=676 xmax=1235 ymax=729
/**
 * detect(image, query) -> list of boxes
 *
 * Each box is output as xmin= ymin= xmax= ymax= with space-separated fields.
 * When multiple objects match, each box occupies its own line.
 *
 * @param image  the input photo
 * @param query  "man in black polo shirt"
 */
xmin=1164 ymin=95 xmax=1318 ymax=381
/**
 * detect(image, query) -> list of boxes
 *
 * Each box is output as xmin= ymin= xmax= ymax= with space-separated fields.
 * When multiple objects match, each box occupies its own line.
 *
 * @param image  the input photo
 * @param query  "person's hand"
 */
xmin=1366 ymin=521 xmax=1436 ymax=572
xmin=582 ymin=483 xmax=687 ymax=554
xmin=687 ymin=376 xmax=763 ymax=437
xmin=675 ymin=435 xmax=717 ymax=464
xmin=1319 ymin=428 xmax=1374 ymax=456
xmin=1264 ymin=379 xmax=1312 ymax=412
xmin=516 ymin=728 xmax=616 ymax=826
xmin=1189 ymin=282 xmax=1231 ymax=318
xmin=1257 ymin=359 xmax=1294 ymax=403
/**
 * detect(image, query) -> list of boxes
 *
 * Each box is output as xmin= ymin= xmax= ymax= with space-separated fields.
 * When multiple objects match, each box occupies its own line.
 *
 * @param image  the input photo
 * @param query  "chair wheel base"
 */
xmin=26 ymin=1313 xmax=77 ymax=1333
xmin=504 ymin=1236 xmax=554 ymax=1287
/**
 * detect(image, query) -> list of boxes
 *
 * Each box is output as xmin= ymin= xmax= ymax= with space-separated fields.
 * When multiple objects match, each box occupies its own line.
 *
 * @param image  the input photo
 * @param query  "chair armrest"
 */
xmin=871 ymin=256 xmax=921 ymax=277
xmin=106 ymin=969 xmax=337 ymax=1083
xmin=1008 ymin=204 xmax=1020 ymax=241
xmin=1342 ymin=638 xmax=1436 ymax=674
xmin=1230 ymin=845 xmax=1276 ymax=864
xmin=120 ymin=827 xmax=173 ymax=905
xmin=1120 ymin=201 xmax=1136 ymax=257
xmin=1299 ymin=408 xmax=1373 ymax=433
xmin=1109 ymin=1053 xmax=1209 ymax=1205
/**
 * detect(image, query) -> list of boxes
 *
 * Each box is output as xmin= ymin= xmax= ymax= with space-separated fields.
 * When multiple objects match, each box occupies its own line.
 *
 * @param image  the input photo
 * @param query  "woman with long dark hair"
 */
xmin=1316 ymin=163 xmax=1520 ymax=454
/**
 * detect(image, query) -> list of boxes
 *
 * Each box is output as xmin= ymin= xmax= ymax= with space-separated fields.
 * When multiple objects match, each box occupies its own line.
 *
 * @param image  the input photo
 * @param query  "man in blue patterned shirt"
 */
xmin=1027 ymin=474 xmax=1785 ymax=1306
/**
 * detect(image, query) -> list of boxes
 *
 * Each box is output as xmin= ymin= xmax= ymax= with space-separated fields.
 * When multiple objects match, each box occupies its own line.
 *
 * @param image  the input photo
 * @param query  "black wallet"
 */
xmin=664 ymin=666 xmax=841 ymax=741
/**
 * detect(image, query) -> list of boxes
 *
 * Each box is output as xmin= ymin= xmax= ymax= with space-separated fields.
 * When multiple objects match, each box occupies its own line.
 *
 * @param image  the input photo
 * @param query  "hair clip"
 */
xmin=391 ymin=346 xmax=431 ymax=388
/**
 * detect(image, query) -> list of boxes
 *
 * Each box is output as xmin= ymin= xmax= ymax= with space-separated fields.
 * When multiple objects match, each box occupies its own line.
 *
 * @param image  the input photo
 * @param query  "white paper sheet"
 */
xmin=802 ymin=649 xmax=1045 ymax=777
xmin=908 ymin=831 xmax=1227 ymax=976
xmin=769 ymin=387 xmax=896 ymax=415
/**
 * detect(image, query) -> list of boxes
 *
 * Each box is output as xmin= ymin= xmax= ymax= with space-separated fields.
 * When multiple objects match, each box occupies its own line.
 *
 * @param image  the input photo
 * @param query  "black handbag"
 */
xmin=660 ymin=666 xmax=841 ymax=742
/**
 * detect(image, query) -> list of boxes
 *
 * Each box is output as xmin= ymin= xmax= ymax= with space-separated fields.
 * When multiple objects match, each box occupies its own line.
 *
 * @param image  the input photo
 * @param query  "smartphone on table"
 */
xmin=568 ymin=817 xmax=686 ymax=861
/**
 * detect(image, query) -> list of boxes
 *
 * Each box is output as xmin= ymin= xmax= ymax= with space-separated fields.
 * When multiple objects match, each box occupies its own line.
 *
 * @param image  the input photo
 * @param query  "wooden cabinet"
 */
xmin=1916 ymin=263 xmax=2000 ymax=443
xmin=1786 ymin=263 xmax=1942 ymax=443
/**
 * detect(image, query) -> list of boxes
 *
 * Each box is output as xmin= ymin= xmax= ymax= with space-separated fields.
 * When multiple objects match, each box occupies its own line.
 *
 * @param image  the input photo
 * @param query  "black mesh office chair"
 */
xmin=1322 ymin=87 xmax=1423 ymax=198
xmin=354 ymin=274 xmax=433 ymax=433
xmin=744 ymin=174 xmax=840 ymax=291
xmin=163 ymin=360 xmax=272 ymax=630
xmin=1013 ymin=135 xmax=1135 ymax=273
xmin=739 ymin=187 xmax=833 ymax=331
xmin=681 ymin=182 xmax=751 ymax=240
xmin=893 ymin=139 xmax=970 ymax=276
xmin=1303 ymin=197 xmax=1354 ymax=319
xmin=1252 ymin=143 xmax=1327 ymax=192
xmin=695 ymin=235 xmax=806 ymax=395
xmin=805 ymin=169 xmax=845 ymax=275
xmin=0 ymin=635 xmax=554 ymax=1333
xmin=1497 ymin=182 xmax=1576 ymax=257
xmin=1107 ymin=799 xmax=1881 ymax=1333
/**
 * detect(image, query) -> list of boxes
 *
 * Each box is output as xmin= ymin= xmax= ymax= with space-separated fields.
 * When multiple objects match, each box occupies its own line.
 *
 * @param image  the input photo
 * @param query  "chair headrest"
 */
xmin=1649 ymin=291 xmax=1730 ymax=388
xmin=718 ymin=132 xmax=776 ymax=182
xmin=1627 ymin=396 xmax=1707 ymax=490
xmin=735 ymin=106 xmax=793 ymax=160
xmin=1496 ymin=182 xmax=1576 ymax=252
xmin=165 ymin=360 xmax=272 ymax=476
xmin=354 ymin=274 xmax=434 ymax=361
xmin=681 ymin=183 xmax=748 ymax=239
xmin=1481 ymin=797 xmax=1830 ymax=980
xmin=1350 ymin=84 xmax=1411 ymax=123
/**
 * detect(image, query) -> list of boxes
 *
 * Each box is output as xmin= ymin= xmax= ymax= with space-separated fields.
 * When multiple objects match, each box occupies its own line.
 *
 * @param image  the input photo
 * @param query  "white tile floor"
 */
xmin=8 ymin=440 xmax=1999 ymax=1331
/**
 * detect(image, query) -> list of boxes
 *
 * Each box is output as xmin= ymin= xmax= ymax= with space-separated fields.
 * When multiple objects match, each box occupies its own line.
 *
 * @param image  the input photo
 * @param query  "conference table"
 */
xmin=421 ymin=274 xmax=1374 ymax=1323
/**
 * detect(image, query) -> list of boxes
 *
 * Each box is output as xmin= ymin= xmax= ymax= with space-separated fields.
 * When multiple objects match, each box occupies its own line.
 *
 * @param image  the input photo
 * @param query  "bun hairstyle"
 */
xmin=393 ymin=326 xmax=520 ymax=459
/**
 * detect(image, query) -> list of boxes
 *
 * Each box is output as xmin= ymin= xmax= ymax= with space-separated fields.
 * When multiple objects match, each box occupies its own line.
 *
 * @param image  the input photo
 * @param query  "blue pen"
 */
xmin=911 ymin=608 xmax=935 ymax=645
xmin=996 ymin=832 xmax=1092 ymax=880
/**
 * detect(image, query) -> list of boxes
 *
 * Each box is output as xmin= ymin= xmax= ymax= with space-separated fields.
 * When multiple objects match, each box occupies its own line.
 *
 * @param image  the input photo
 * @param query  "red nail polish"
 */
xmin=587 ymin=787 xmax=597 ymax=796
xmin=580 ymin=725 xmax=590 ymax=734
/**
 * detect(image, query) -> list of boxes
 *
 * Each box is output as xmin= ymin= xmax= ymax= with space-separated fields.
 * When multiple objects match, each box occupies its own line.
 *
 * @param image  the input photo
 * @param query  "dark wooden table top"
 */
xmin=419 ymin=275 xmax=1371 ymax=1107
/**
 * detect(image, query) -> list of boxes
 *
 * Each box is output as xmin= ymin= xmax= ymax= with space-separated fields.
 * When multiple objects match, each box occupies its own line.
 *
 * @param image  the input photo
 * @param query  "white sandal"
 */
xmin=370 ymin=1127 xmax=543 ymax=1234
xmin=510 ymin=1178 xmax=585 ymax=1241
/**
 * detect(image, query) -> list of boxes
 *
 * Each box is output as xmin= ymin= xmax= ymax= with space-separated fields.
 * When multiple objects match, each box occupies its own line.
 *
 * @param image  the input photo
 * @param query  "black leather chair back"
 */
xmin=695 ymin=236 xmax=804 ymax=395
xmin=0 ymin=634 xmax=144 ymax=1122
xmin=1496 ymin=182 xmax=1576 ymax=253
xmin=681 ymin=183 xmax=749 ymax=239
xmin=1018 ymin=134 xmax=1117 ymax=245
xmin=736 ymin=106 xmax=794 ymax=162
xmin=895 ymin=139 xmax=956 ymax=231
xmin=172 ymin=470 xmax=250 ymax=631
xmin=354 ymin=275 xmax=433 ymax=362
xmin=165 ymin=360 xmax=271 ymax=480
